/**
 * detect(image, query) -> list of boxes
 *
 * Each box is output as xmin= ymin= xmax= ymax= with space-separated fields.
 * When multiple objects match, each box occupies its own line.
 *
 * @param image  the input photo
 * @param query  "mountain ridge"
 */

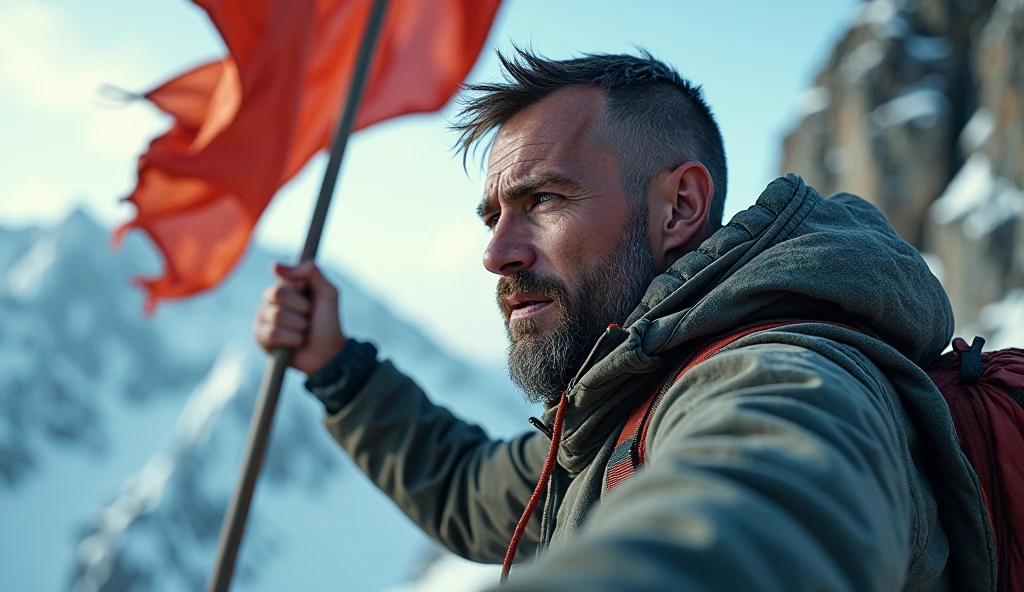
xmin=0 ymin=208 xmax=530 ymax=591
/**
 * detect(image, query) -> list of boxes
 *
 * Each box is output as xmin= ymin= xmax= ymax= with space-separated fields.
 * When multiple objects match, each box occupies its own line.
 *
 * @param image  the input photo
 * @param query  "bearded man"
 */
xmin=254 ymin=49 xmax=993 ymax=591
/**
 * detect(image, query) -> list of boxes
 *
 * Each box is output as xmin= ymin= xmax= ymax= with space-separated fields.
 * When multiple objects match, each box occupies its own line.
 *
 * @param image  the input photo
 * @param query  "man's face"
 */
xmin=477 ymin=86 xmax=658 ymax=403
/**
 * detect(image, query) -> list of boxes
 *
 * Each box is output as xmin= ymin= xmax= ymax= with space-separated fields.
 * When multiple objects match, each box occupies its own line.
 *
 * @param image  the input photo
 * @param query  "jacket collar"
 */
xmin=542 ymin=176 xmax=810 ymax=474
xmin=543 ymin=173 xmax=953 ymax=475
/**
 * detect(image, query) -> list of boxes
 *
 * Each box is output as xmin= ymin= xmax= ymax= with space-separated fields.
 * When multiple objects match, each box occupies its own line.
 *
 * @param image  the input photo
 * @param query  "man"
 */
xmin=255 ymin=49 xmax=993 ymax=590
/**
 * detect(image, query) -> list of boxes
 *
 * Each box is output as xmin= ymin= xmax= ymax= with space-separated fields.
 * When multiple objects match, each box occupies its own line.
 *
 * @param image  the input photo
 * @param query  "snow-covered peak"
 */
xmin=0 ymin=210 xmax=531 ymax=591
xmin=173 ymin=346 xmax=249 ymax=447
xmin=1 ymin=207 xmax=129 ymax=300
xmin=3 ymin=229 xmax=59 ymax=298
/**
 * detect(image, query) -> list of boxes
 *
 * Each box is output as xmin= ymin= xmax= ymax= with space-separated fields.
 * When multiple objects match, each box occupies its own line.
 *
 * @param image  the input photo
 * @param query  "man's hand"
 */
xmin=254 ymin=261 xmax=347 ymax=375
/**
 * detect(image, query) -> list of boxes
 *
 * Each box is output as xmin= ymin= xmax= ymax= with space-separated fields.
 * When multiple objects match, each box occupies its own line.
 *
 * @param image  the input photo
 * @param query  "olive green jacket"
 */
xmin=310 ymin=175 xmax=995 ymax=591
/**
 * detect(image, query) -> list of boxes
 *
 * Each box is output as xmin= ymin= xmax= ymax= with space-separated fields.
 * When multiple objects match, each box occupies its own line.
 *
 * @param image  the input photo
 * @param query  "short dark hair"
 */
xmin=452 ymin=46 xmax=728 ymax=229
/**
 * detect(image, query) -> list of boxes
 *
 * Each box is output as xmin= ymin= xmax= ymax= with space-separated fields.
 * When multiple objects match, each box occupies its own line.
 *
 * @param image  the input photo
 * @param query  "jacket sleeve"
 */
xmin=495 ymin=342 xmax=914 ymax=591
xmin=317 ymin=353 xmax=548 ymax=563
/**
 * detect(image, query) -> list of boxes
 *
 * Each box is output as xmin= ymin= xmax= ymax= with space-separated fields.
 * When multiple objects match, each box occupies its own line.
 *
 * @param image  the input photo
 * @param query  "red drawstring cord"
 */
xmin=499 ymin=389 xmax=568 ymax=583
xmin=500 ymin=326 xmax=619 ymax=583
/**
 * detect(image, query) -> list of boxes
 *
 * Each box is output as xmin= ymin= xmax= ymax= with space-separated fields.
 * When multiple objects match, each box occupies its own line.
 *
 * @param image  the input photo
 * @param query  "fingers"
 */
xmin=258 ymin=303 xmax=309 ymax=331
xmin=272 ymin=261 xmax=338 ymax=302
xmin=256 ymin=277 xmax=312 ymax=352
xmin=254 ymin=303 xmax=309 ymax=348
xmin=302 ymin=262 xmax=337 ymax=301
xmin=272 ymin=261 xmax=303 ymax=280
xmin=261 ymin=281 xmax=311 ymax=314
xmin=258 ymin=261 xmax=343 ymax=370
xmin=254 ymin=321 xmax=304 ymax=350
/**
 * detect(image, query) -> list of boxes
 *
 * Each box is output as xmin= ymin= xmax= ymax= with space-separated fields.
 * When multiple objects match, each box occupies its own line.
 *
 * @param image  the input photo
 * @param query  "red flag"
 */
xmin=116 ymin=0 xmax=502 ymax=312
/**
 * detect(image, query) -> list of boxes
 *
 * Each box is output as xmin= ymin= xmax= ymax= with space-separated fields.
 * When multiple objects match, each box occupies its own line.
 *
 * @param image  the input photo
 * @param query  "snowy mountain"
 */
xmin=0 ymin=210 xmax=529 ymax=591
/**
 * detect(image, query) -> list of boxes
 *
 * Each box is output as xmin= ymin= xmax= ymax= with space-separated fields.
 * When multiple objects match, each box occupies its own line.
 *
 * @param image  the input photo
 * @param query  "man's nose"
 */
xmin=482 ymin=217 xmax=536 ymax=276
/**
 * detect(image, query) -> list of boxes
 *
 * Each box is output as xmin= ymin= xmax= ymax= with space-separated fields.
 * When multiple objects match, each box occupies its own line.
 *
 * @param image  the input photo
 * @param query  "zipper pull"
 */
xmin=528 ymin=416 xmax=553 ymax=439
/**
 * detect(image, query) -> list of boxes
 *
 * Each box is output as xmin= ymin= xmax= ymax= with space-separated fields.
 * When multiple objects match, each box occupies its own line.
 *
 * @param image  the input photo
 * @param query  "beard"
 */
xmin=497 ymin=210 xmax=658 ymax=404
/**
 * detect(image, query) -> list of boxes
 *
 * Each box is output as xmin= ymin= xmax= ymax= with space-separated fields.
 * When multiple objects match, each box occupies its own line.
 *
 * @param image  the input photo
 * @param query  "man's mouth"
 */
xmin=505 ymin=293 xmax=555 ymax=322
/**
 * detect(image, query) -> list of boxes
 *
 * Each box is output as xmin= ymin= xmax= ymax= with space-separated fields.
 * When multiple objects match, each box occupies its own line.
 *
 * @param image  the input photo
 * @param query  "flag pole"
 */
xmin=207 ymin=0 xmax=390 ymax=589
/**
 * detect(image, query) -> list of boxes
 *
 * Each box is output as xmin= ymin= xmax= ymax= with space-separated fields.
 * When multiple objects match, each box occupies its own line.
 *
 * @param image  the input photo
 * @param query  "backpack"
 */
xmin=604 ymin=321 xmax=1024 ymax=591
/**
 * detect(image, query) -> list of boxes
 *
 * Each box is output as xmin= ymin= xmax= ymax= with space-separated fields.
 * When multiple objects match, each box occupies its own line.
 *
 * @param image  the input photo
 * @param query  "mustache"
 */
xmin=496 ymin=270 xmax=568 ymax=310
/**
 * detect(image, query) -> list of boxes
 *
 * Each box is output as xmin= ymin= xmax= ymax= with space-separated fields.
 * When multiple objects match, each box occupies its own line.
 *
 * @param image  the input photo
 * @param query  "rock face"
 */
xmin=781 ymin=0 xmax=1024 ymax=335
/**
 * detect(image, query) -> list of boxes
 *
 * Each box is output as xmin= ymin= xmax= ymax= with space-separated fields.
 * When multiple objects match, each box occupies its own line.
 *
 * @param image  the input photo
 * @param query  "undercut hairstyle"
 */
xmin=452 ymin=46 xmax=728 ymax=230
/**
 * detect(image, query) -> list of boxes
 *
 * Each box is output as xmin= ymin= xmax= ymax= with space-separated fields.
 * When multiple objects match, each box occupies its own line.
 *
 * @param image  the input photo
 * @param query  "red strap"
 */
xmin=609 ymin=320 xmax=858 ymax=492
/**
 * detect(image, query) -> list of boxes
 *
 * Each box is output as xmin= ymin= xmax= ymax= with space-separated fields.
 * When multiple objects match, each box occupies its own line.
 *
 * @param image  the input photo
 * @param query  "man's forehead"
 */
xmin=484 ymin=86 xmax=607 ymax=190
xmin=488 ymin=86 xmax=606 ymax=162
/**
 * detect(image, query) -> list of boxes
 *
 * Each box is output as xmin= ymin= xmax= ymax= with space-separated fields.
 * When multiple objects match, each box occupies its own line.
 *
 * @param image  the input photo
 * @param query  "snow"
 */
xmin=856 ymin=0 xmax=898 ymax=23
xmin=920 ymin=252 xmax=946 ymax=286
xmin=977 ymin=290 xmax=1024 ymax=350
xmin=852 ymin=0 xmax=910 ymax=38
xmin=931 ymin=153 xmax=995 ymax=224
xmin=0 ymin=224 xmax=37 ymax=273
xmin=798 ymin=86 xmax=831 ymax=115
xmin=0 ymin=210 xmax=534 ymax=592
xmin=959 ymin=108 xmax=995 ymax=153
xmin=870 ymin=86 xmax=949 ymax=130
xmin=174 ymin=346 xmax=249 ymax=445
xmin=74 ymin=453 xmax=176 ymax=592
xmin=965 ymin=185 xmax=1024 ymax=239
xmin=842 ymin=41 xmax=885 ymax=83
xmin=67 ymin=295 xmax=97 ymax=340
xmin=387 ymin=554 xmax=500 ymax=592
xmin=930 ymin=153 xmax=1024 ymax=239
xmin=71 ymin=345 xmax=256 ymax=592
xmin=2 ymin=231 xmax=58 ymax=298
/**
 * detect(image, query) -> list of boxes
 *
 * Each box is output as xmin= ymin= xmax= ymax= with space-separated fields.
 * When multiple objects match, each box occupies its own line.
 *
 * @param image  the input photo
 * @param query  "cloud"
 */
xmin=82 ymin=103 xmax=168 ymax=162
xmin=0 ymin=0 xmax=166 ymax=160
xmin=0 ymin=2 xmax=150 ymax=113
xmin=0 ymin=0 xmax=169 ymax=226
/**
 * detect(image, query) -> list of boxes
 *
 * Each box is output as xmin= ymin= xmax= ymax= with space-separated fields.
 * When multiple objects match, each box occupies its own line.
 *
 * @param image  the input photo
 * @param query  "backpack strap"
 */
xmin=605 ymin=320 xmax=855 ymax=492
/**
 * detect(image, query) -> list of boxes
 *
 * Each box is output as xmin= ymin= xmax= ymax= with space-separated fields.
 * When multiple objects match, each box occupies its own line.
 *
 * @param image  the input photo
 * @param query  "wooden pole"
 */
xmin=206 ymin=0 xmax=390 ymax=589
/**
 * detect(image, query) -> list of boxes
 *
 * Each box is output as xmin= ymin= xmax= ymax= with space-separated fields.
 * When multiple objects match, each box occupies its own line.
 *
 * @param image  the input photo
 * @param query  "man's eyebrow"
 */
xmin=476 ymin=173 xmax=584 ymax=219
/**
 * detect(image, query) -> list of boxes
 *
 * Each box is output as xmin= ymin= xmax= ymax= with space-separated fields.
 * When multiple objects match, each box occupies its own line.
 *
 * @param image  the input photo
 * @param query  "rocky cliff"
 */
xmin=781 ymin=0 xmax=1024 ymax=345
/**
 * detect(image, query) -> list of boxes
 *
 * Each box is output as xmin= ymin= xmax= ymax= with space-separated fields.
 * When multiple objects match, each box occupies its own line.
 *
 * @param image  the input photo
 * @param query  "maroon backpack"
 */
xmin=605 ymin=321 xmax=1024 ymax=591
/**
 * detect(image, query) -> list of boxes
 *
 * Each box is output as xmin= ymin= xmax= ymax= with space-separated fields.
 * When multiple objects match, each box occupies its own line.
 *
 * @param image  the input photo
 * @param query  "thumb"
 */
xmin=271 ymin=261 xmax=337 ymax=299
xmin=271 ymin=261 xmax=304 ymax=280
xmin=292 ymin=260 xmax=337 ymax=302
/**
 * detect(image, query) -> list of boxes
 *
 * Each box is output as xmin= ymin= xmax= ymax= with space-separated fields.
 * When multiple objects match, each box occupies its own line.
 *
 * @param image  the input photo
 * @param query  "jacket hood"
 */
xmin=630 ymin=173 xmax=952 ymax=363
xmin=548 ymin=174 xmax=954 ymax=474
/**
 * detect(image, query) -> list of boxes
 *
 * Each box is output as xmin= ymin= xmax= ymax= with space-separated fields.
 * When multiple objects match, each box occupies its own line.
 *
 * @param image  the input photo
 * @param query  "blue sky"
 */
xmin=0 ymin=0 xmax=858 ymax=365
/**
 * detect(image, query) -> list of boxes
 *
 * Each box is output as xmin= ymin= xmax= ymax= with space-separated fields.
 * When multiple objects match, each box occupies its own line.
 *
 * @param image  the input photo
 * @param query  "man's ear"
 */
xmin=650 ymin=161 xmax=713 ymax=271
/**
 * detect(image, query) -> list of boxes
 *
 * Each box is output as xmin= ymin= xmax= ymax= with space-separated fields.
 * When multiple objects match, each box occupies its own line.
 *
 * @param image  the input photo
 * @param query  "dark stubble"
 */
xmin=497 ymin=210 xmax=658 ymax=404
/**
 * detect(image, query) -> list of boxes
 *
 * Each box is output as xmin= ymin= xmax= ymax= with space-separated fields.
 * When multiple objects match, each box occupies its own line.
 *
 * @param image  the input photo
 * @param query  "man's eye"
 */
xmin=535 ymin=193 xmax=557 ymax=205
xmin=486 ymin=214 xmax=500 ymax=229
